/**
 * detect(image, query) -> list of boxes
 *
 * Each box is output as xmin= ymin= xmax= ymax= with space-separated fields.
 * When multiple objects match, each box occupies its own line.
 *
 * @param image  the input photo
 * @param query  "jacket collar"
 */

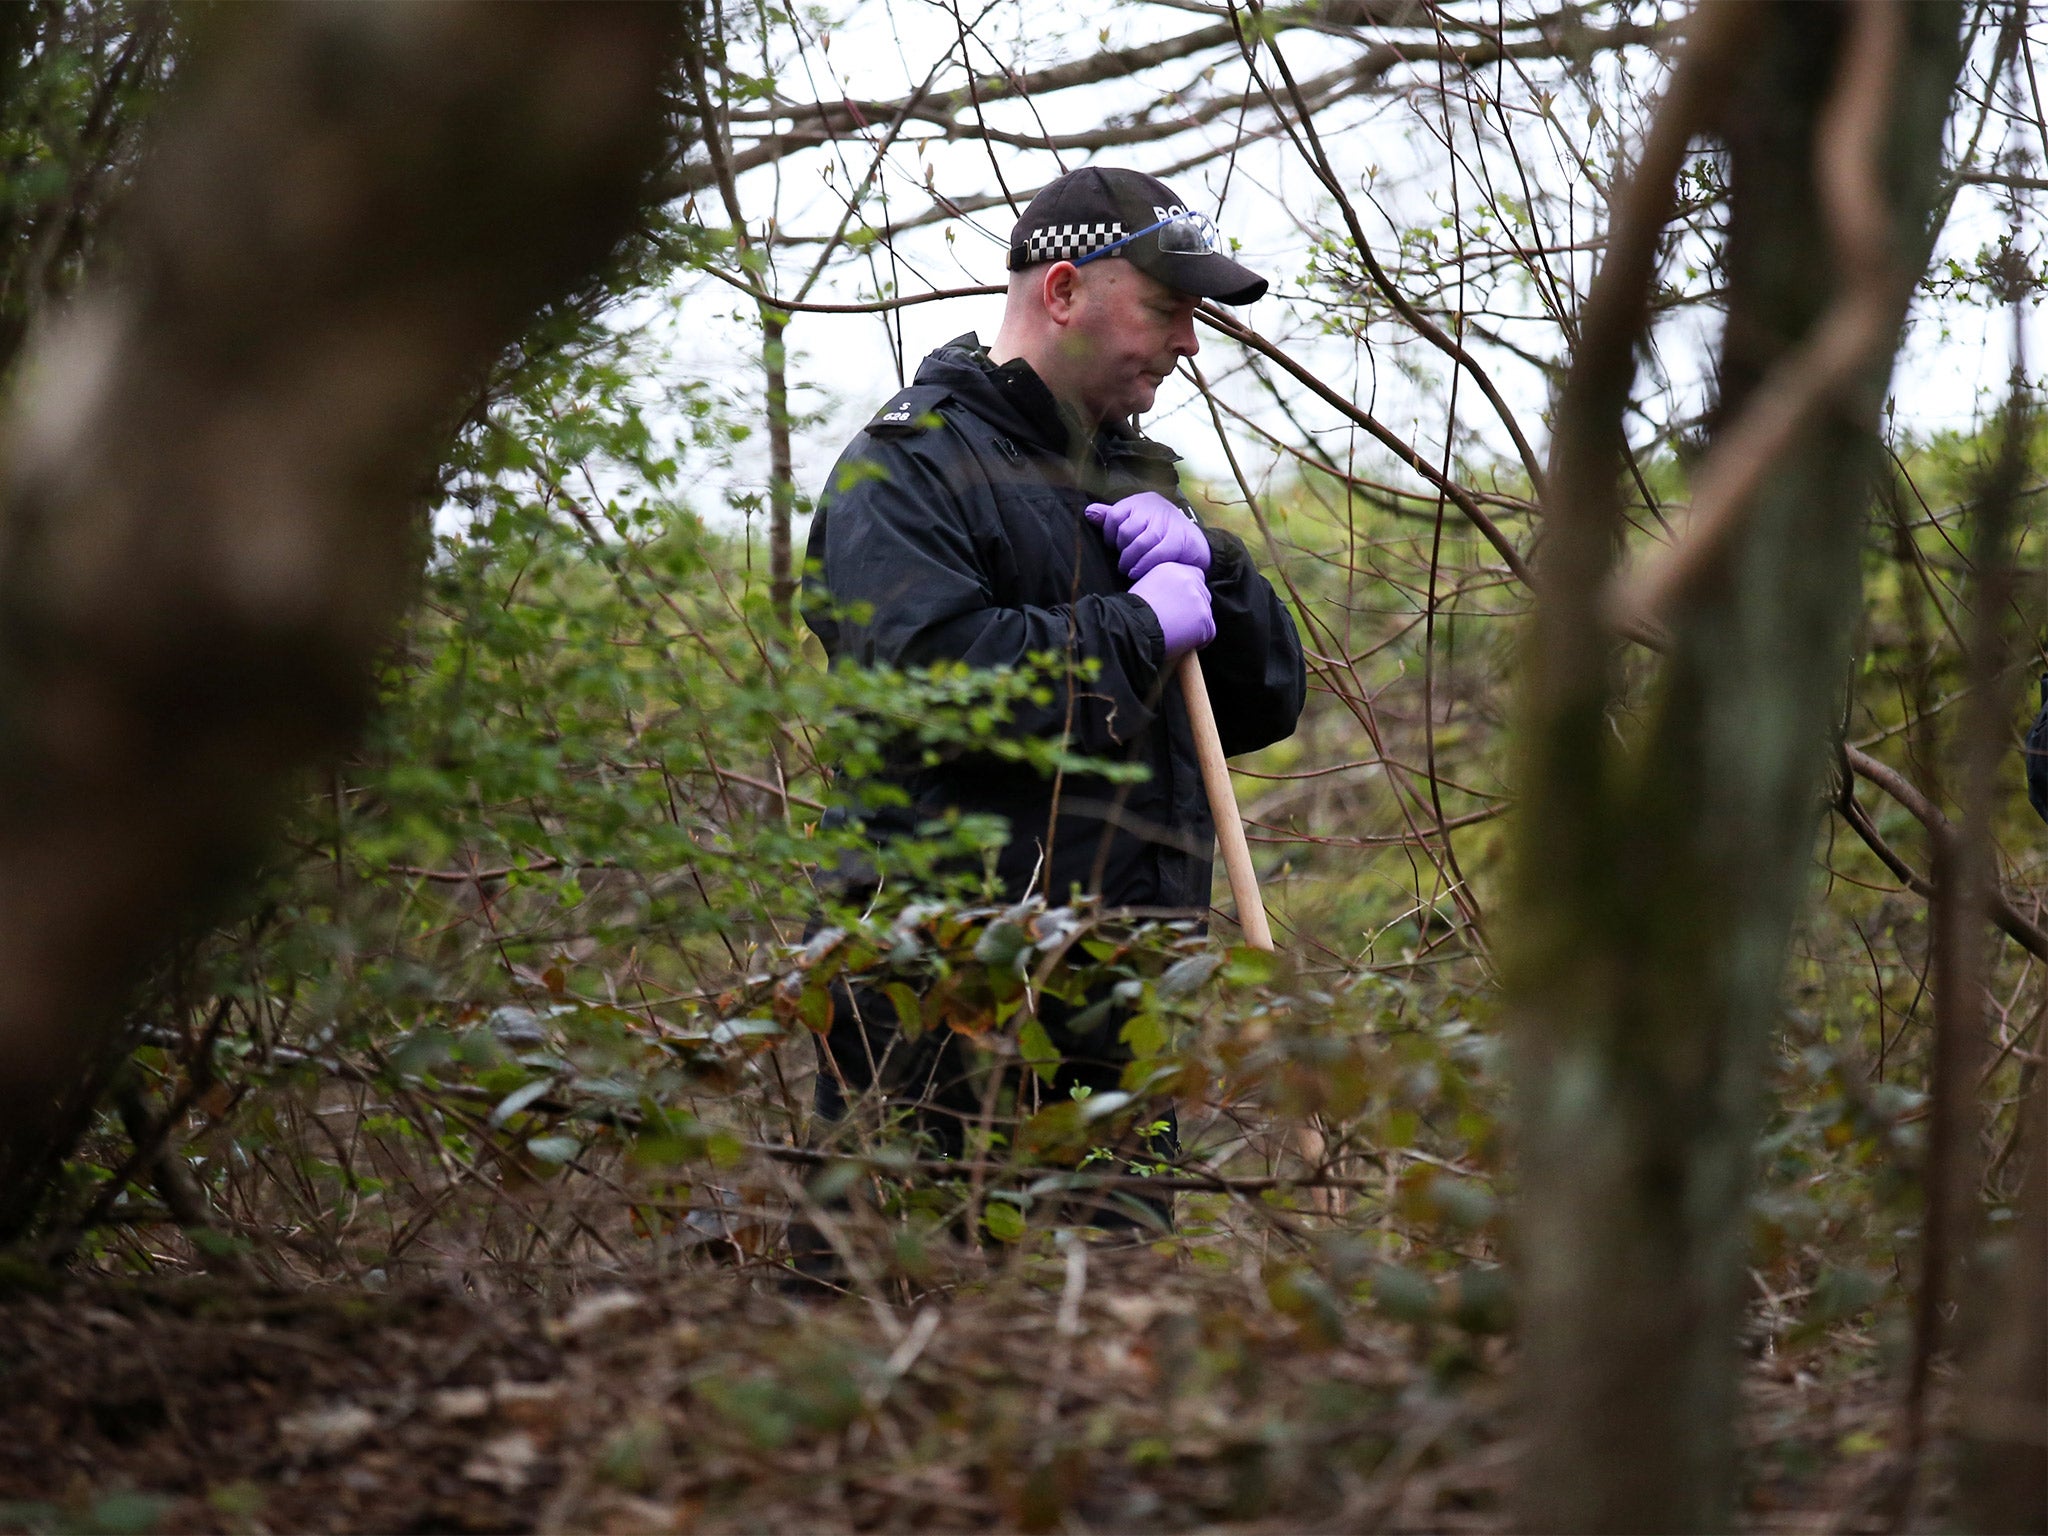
xmin=914 ymin=334 xmax=1179 ymax=485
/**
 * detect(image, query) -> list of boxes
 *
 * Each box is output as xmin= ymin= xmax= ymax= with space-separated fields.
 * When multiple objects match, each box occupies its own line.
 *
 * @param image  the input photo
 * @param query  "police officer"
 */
xmin=801 ymin=167 xmax=1307 ymax=1187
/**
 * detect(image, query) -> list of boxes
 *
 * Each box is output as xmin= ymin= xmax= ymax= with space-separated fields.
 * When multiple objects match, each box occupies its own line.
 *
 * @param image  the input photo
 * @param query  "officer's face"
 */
xmin=1061 ymin=262 xmax=1200 ymax=421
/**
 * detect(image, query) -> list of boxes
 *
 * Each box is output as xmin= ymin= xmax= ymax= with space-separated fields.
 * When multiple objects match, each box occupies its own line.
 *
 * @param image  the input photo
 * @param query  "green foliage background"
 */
xmin=36 ymin=278 xmax=2028 ymax=1410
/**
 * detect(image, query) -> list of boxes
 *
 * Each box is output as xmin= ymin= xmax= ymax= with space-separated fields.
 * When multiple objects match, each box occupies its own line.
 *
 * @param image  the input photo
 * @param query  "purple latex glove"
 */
xmin=1129 ymin=561 xmax=1215 ymax=660
xmin=1085 ymin=491 xmax=1210 ymax=581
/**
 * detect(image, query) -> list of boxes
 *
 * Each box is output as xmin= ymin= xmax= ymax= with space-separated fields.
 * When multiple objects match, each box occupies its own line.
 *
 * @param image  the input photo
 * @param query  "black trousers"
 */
xmin=808 ymin=978 xmax=1179 ymax=1225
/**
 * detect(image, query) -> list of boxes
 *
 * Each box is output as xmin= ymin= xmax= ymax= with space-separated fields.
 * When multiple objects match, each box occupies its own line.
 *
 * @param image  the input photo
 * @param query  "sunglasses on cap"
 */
xmin=1072 ymin=211 xmax=1225 ymax=267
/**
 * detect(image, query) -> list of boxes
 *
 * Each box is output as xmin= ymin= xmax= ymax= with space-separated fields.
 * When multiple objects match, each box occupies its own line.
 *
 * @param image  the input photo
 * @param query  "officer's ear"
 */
xmin=1041 ymin=261 xmax=1082 ymax=326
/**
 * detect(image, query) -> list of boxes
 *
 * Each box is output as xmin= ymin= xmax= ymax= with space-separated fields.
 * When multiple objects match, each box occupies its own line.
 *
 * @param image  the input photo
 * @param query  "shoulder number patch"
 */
xmin=867 ymin=384 xmax=951 ymax=436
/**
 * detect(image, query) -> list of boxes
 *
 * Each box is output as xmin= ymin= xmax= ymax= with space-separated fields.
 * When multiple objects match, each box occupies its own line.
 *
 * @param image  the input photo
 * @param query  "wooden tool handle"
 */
xmin=1177 ymin=650 xmax=1273 ymax=951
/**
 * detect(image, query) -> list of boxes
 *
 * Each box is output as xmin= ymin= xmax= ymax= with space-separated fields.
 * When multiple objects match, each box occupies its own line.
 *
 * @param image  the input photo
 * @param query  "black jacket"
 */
xmin=2028 ymin=676 xmax=2048 ymax=825
xmin=803 ymin=335 xmax=1306 ymax=913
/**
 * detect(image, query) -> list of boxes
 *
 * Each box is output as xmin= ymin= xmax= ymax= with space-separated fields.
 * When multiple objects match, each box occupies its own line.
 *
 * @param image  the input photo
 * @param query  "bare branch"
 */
xmin=1838 ymin=746 xmax=2048 ymax=963
xmin=1196 ymin=301 xmax=1536 ymax=585
xmin=1605 ymin=0 xmax=1908 ymax=636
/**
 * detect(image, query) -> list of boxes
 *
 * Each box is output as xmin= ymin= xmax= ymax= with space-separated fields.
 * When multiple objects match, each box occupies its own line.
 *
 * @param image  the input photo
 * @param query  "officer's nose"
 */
xmin=1173 ymin=312 xmax=1199 ymax=360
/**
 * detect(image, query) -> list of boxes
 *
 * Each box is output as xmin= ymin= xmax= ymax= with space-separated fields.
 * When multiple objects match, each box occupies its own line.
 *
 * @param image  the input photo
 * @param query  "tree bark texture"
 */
xmin=765 ymin=309 xmax=796 ymax=628
xmin=0 ymin=1 xmax=682 ymax=1239
xmin=1507 ymin=4 xmax=1963 ymax=1530
xmin=1903 ymin=363 xmax=2034 ymax=1505
xmin=1958 ymin=1060 xmax=2047 ymax=1533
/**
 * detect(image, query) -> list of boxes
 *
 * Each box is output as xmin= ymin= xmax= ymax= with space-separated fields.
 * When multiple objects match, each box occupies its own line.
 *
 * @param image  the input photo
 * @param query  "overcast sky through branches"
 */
xmin=632 ymin=1 xmax=2042 ymax=543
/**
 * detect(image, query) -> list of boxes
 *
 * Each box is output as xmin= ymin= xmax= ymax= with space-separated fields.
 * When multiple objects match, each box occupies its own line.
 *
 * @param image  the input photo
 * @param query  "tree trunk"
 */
xmin=1508 ymin=4 xmax=1963 ymax=1529
xmin=1901 ymin=354 xmax=2034 ymax=1503
xmin=764 ymin=309 xmax=796 ymax=628
xmin=0 ymin=1 xmax=682 ymax=1240
xmin=1958 ymin=1061 xmax=2048 ymax=1533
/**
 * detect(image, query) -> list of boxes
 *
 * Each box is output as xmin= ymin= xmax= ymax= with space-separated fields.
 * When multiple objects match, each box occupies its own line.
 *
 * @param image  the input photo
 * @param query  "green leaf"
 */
xmin=386 ymin=1028 xmax=455 ymax=1077
xmin=1370 ymin=1263 xmax=1438 ymax=1324
xmin=1157 ymin=952 xmax=1222 ymax=998
xmin=86 ymin=1493 xmax=173 ymax=1536
xmin=1020 ymin=1101 xmax=1085 ymax=1154
xmin=1450 ymin=1266 xmax=1512 ymax=1334
xmin=1786 ymin=1266 xmax=1886 ymax=1346
xmin=1266 ymin=1263 xmax=1345 ymax=1347
xmin=693 ymin=1375 xmax=794 ymax=1450
xmin=1119 ymin=1009 xmax=1168 ymax=1060
xmin=981 ymin=1199 xmax=1027 ymax=1243
xmin=796 ymin=980 xmax=834 ymax=1034
xmin=1018 ymin=1015 xmax=1061 ymax=1084
xmin=1064 ymin=998 xmax=1115 ymax=1036
xmin=1078 ymin=1089 xmax=1132 ymax=1123
xmin=597 ymin=1415 xmax=668 ymax=1492
xmin=188 ymin=1227 xmax=251 ymax=1259
xmin=805 ymin=1159 xmax=863 ymax=1203
xmin=489 ymin=1077 xmax=554 ymax=1127
xmin=883 ymin=982 xmax=924 ymax=1039
xmin=974 ymin=919 xmax=1031 ymax=969
xmin=1428 ymin=1175 xmax=1497 ymax=1231
xmin=0 ymin=1503 xmax=55 ymax=1536
xmin=1221 ymin=945 xmax=1279 ymax=986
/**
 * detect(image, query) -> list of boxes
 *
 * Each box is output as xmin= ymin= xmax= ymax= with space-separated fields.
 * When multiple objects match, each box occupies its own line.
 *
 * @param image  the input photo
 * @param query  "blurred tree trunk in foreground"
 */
xmin=1958 ymin=1042 xmax=2046 ymax=1530
xmin=0 ymin=2 xmax=682 ymax=1239
xmin=1921 ymin=344 xmax=2044 ymax=1529
xmin=1508 ymin=3 xmax=1964 ymax=1530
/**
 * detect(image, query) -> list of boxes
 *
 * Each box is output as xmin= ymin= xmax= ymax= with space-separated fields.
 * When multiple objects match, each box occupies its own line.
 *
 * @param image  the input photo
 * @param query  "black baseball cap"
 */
xmin=1007 ymin=167 xmax=1267 ymax=305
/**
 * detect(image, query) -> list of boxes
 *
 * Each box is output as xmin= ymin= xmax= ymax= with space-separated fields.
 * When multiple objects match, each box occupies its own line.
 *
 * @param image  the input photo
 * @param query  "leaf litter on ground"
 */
xmin=0 ymin=1243 xmax=1935 ymax=1535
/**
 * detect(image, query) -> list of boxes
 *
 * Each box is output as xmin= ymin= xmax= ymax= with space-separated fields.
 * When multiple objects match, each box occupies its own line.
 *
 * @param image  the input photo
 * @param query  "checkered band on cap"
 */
xmin=1015 ymin=220 xmax=1125 ymax=266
